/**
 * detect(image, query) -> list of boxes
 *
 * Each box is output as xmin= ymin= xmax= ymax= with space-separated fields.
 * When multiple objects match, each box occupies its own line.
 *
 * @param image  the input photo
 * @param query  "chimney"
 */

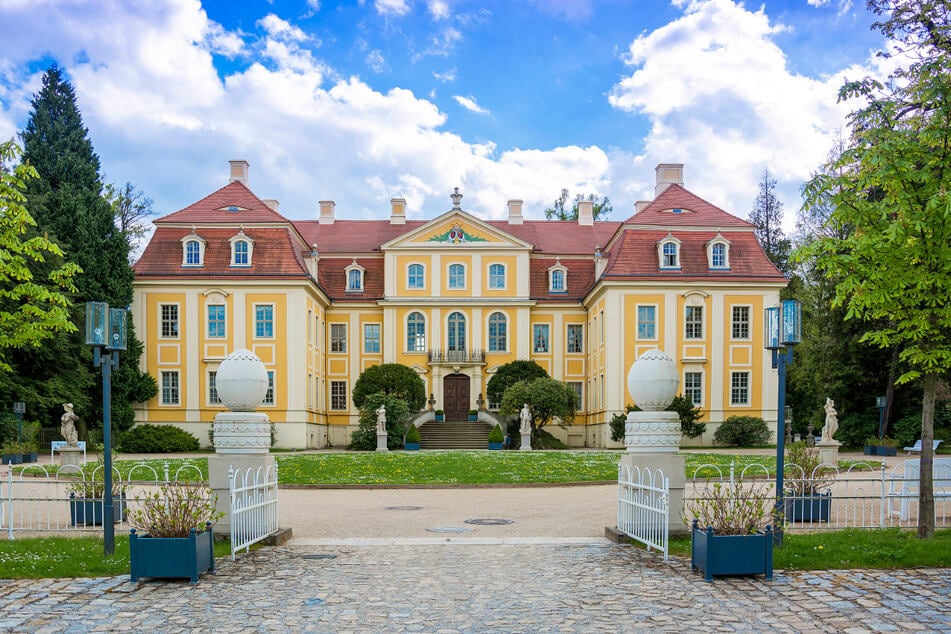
xmin=229 ymin=160 xmax=249 ymax=186
xmin=654 ymin=163 xmax=684 ymax=197
xmin=634 ymin=200 xmax=651 ymax=214
xmin=318 ymin=200 xmax=335 ymax=225
xmin=262 ymin=199 xmax=279 ymax=212
xmin=390 ymin=197 xmax=407 ymax=225
xmin=507 ymin=199 xmax=523 ymax=225
xmin=577 ymin=200 xmax=594 ymax=226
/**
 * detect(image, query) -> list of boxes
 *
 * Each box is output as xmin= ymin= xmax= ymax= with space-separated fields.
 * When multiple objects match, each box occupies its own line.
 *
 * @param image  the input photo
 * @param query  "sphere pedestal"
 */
xmin=622 ymin=410 xmax=688 ymax=536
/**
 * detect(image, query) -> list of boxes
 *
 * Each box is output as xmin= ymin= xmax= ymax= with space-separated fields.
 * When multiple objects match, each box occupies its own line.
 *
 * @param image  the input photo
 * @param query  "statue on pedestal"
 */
xmin=376 ymin=405 xmax=387 ymax=434
xmin=519 ymin=403 xmax=532 ymax=434
xmin=822 ymin=398 xmax=838 ymax=442
xmin=60 ymin=403 xmax=79 ymax=447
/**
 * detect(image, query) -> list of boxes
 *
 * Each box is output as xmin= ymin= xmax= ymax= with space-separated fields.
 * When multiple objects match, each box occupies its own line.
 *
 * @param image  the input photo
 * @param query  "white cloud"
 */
xmin=609 ymin=0 xmax=883 ymax=227
xmin=433 ymin=67 xmax=457 ymax=82
xmin=428 ymin=0 xmax=450 ymax=20
xmin=375 ymin=0 xmax=410 ymax=17
xmin=258 ymin=14 xmax=308 ymax=42
xmin=453 ymin=95 xmax=489 ymax=115
xmin=366 ymin=50 xmax=386 ymax=73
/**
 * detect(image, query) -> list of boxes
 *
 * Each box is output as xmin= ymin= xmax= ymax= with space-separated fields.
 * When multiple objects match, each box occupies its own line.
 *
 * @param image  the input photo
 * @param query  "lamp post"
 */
xmin=765 ymin=299 xmax=801 ymax=546
xmin=84 ymin=301 xmax=127 ymax=556
xmin=876 ymin=396 xmax=888 ymax=439
xmin=13 ymin=402 xmax=25 ymax=444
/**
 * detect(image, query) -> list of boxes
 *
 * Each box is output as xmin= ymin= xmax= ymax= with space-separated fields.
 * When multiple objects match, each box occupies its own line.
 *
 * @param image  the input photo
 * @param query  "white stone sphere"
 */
xmin=215 ymin=349 xmax=269 ymax=411
xmin=627 ymin=349 xmax=679 ymax=411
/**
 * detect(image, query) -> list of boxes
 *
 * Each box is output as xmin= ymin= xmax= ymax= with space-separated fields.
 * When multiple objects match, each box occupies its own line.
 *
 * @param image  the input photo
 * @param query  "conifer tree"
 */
xmin=748 ymin=168 xmax=791 ymax=273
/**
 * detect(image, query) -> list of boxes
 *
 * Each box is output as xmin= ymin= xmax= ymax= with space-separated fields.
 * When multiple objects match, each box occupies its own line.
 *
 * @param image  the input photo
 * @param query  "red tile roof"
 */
xmin=625 ymin=184 xmax=754 ymax=228
xmin=155 ymin=181 xmax=289 ymax=225
xmin=316 ymin=257 xmax=385 ymax=301
xmin=530 ymin=258 xmax=598 ymax=301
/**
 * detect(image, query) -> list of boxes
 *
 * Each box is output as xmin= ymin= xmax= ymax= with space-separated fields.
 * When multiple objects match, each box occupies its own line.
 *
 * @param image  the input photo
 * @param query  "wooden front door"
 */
xmin=443 ymin=374 xmax=470 ymax=420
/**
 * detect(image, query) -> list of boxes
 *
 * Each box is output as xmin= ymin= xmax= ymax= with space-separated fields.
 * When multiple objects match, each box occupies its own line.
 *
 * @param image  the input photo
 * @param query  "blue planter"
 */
xmin=69 ymin=495 xmax=126 ymax=526
xmin=784 ymin=492 xmax=831 ymax=523
xmin=468 ymin=415 xmax=478 ymax=422
xmin=691 ymin=520 xmax=773 ymax=582
xmin=1 ymin=454 xmax=22 ymax=465
xmin=130 ymin=524 xmax=215 ymax=584
xmin=435 ymin=414 xmax=445 ymax=422
xmin=488 ymin=442 xmax=503 ymax=450
xmin=404 ymin=442 xmax=421 ymax=451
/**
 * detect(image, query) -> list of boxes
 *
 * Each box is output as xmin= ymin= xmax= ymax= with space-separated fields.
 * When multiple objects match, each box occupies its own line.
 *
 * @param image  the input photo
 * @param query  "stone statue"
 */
xmin=376 ymin=405 xmax=387 ymax=434
xmin=520 ymin=403 xmax=532 ymax=434
xmin=823 ymin=398 xmax=838 ymax=441
xmin=60 ymin=403 xmax=79 ymax=446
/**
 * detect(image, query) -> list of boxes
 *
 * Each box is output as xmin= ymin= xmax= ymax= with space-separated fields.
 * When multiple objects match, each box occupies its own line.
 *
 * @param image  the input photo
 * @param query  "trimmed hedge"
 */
xmin=117 ymin=425 xmax=200 ymax=453
xmin=713 ymin=416 xmax=771 ymax=447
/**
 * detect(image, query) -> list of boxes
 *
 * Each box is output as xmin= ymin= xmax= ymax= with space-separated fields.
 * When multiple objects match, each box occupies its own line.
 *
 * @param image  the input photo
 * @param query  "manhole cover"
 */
xmin=426 ymin=526 xmax=473 ymax=533
xmin=301 ymin=554 xmax=337 ymax=560
xmin=384 ymin=505 xmax=423 ymax=511
xmin=464 ymin=518 xmax=515 ymax=526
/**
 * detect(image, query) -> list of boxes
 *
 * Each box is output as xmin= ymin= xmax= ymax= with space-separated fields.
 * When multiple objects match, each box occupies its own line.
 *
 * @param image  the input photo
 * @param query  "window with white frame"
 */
xmin=710 ymin=243 xmax=728 ymax=268
xmin=263 ymin=371 xmax=275 ymax=406
xmin=548 ymin=262 xmax=567 ymax=293
xmin=330 ymin=323 xmax=347 ymax=353
xmin=659 ymin=237 xmax=681 ymax=269
xmin=487 ymin=312 xmax=507 ymax=352
xmin=161 ymin=371 xmax=180 ymax=405
xmin=208 ymin=371 xmax=220 ymax=405
xmin=160 ymin=304 xmax=179 ymax=338
xmin=448 ymin=263 xmax=465 ymax=289
xmin=732 ymin=306 xmax=750 ymax=340
xmin=364 ymin=323 xmax=381 ymax=353
xmin=330 ymin=381 xmax=348 ymax=410
xmin=567 ymin=324 xmax=584 ymax=353
xmin=207 ymin=304 xmax=226 ymax=338
xmin=407 ymin=263 xmax=425 ymax=289
xmin=447 ymin=312 xmax=466 ymax=350
xmin=182 ymin=236 xmax=205 ymax=267
xmin=730 ymin=372 xmax=750 ymax=406
xmin=345 ymin=260 xmax=365 ymax=293
xmin=637 ymin=305 xmax=656 ymax=340
xmin=567 ymin=381 xmax=583 ymax=411
xmin=255 ymin=304 xmax=274 ymax=338
xmin=407 ymin=312 xmax=426 ymax=352
xmin=230 ymin=231 xmax=253 ymax=267
xmin=685 ymin=306 xmax=704 ymax=339
xmin=684 ymin=371 xmax=703 ymax=406
xmin=488 ymin=263 xmax=505 ymax=290
xmin=533 ymin=324 xmax=550 ymax=353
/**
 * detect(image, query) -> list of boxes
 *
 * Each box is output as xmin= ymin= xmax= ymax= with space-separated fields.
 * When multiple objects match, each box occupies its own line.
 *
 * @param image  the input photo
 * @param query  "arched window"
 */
xmin=488 ymin=263 xmax=505 ymax=289
xmin=707 ymin=235 xmax=731 ymax=269
xmin=487 ymin=312 xmax=507 ymax=351
xmin=550 ymin=269 xmax=565 ymax=292
xmin=230 ymin=231 xmax=254 ymax=267
xmin=407 ymin=312 xmax=426 ymax=352
xmin=658 ymin=235 xmax=681 ymax=269
xmin=448 ymin=263 xmax=465 ymax=289
xmin=408 ymin=263 xmax=425 ymax=289
xmin=447 ymin=312 xmax=466 ymax=350
xmin=184 ymin=240 xmax=202 ymax=266
xmin=345 ymin=259 xmax=365 ymax=293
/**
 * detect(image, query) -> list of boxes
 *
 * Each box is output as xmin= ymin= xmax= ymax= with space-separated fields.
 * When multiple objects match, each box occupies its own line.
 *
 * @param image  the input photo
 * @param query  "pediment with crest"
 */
xmin=380 ymin=209 xmax=533 ymax=250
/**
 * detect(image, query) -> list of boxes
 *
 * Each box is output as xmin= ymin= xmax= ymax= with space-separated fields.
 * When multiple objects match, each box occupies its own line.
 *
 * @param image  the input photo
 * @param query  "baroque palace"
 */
xmin=132 ymin=161 xmax=788 ymax=448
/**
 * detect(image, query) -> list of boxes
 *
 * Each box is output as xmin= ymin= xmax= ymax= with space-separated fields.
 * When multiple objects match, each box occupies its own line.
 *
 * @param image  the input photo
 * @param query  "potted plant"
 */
xmin=784 ymin=441 xmax=834 ymax=522
xmin=1 ymin=442 xmax=23 ymax=465
xmin=404 ymin=423 xmax=421 ymax=451
xmin=683 ymin=480 xmax=774 ymax=582
xmin=67 ymin=474 xmax=128 ymax=526
xmin=434 ymin=409 xmax=445 ymax=422
xmin=20 ymin=442 xmax=38 ymax=463
xmin=863 ymin=436 xmax=898 ymax=456
xmin=488 ymin=424 xmax=504 ymax=450
xmin=129 ymin=480 xmax=223 ymax=583
xmin=468 ymin=409 xmax=479 ymax=422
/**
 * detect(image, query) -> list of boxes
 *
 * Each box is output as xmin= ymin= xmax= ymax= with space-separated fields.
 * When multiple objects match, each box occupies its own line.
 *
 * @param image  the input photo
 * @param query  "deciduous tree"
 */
xmin=544 ymin=189 xmax=612 ymax=221
xmin=498 ymin=377 xmax=576 ymax=447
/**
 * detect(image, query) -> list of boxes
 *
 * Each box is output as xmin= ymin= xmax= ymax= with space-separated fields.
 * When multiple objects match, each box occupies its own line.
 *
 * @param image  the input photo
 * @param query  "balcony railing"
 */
xmin=428 ymin=349 xmax=486 ymax=365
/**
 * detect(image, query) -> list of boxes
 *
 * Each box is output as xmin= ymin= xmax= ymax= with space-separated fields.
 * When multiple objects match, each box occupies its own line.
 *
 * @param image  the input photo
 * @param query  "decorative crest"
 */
xmin=450 ymin=187 xmax=463 ymax=210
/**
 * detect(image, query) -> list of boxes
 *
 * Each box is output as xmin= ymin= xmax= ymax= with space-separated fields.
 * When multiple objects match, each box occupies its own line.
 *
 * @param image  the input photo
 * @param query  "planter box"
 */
xmin=21 ymin=452 xmax=37 ymax=463
xmin=130 ymin=524 xmax=215 ymax=584
xmin=1 ymin=453 xmax=23 ymax=465
xmin=434 ymin=414 xmax=445 ymax=422
xmin=404 ymin=442 xmax=420 ymax=451
xmin=69 ymin=495 xmax=127 ymax=526
xmin=865 ymin=445 xmax=898 ymax=456
xmin=488 ymin=442 xmax=503 ymax=450
xmin=784 ymin=492 xmax=831 ymax=523
xmin=691 ymin=520 xmax=773 ymax=582
xmin=468 ymin=414 xmax=478 ymax=422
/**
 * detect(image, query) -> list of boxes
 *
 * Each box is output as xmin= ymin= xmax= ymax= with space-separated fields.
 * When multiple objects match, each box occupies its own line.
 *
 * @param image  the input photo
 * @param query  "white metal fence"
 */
xmin=617 ymin=463 xmax=669 ymax=560
xmin=229 ymin=464 xmax=279 ymax=560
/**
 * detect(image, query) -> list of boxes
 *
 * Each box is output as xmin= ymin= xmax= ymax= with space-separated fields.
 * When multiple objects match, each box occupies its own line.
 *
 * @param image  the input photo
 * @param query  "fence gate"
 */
xmin=229 ymin=464 xmax=279 ymax=560
xmin=617 ymin=463 xmax=669 ymax=560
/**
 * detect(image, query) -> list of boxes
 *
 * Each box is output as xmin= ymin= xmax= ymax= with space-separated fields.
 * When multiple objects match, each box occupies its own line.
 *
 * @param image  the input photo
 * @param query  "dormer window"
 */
xmin=345 ymin=259 xmax=365 ymax=293
xmin=548 ymin=260 xmax=568 ymax=293
xmin=181 ymin=232 xmax=206 ymax=267
xmin=658 ymin=235 xmax=681 ymax=269
xmin=230 ymin=230 xmax=253 ymax=267
xmin=707 ymin=234 xmax=731 ymax=269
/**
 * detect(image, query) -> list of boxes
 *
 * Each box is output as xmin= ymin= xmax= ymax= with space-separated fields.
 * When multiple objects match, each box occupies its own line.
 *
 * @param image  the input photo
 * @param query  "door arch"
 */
xmin=443 ymin=373 xmax=470 ymax=420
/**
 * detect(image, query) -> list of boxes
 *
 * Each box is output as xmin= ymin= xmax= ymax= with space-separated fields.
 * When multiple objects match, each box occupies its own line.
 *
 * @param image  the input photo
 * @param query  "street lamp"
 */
xmin=84 ymin=301 xmax=127 ymax=556
xmin=765 ymin=299 xmax=801 ymax=545
xmin=876 ymin=395 xmax=888 ymax=439
xmin=13 ymin=402 xmax=25 ymax=444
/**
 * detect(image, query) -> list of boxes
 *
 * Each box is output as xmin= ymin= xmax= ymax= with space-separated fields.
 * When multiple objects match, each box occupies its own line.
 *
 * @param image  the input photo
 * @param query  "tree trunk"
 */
xmin=918 ymin=374 xmax=937 ymax=539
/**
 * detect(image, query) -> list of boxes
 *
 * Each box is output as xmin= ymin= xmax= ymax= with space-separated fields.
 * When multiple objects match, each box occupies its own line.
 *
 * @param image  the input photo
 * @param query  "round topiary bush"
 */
xmin=117 ymin=425 xmax=200 ymax=453
xmin=713 ymin=416 xmax=771 ymax=447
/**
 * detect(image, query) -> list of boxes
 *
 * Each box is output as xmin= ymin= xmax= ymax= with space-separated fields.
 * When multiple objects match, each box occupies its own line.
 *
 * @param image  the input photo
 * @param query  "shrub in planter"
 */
xmin=468 ymin=409 xmax=479 ymax=422
xmin=683 ymin=480 xmax=774 ymax=581
xmin=713 ymin=416 xmax=771 ymax=447
xmin=67 ymin=461 xmax=129 ymax=526
xmin=1 ymin=442 xmax=24 ymax=465
xmin=863 ymin=436 xmax=898 ymax=456
xmin=129 ymin=481 xmax=223 ymax=583
xmin=118 ymin=425 xmax=200 ymax=453
xmin=488 ymin=424 xmax=504 ymax=450
xmin=404 ymin=423 xmax=421 ymax=450
xmin=434 ymin=409 xmax=445 ymax=422
xmin=784 ymin=441 xmax=835 ymax=522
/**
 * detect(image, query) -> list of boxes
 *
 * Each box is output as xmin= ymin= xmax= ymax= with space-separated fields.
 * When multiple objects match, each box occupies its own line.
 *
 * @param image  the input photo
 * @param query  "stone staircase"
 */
xmin=418 ymin=419 xmax=493 ymax=449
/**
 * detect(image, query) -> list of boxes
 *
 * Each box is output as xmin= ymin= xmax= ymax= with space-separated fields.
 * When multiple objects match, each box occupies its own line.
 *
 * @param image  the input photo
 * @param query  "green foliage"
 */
xmin=748 ymin=167 xmax=792 ymax=273
xmin=670 ymin=394 xmax=705 ymax=438
xmin=350 ymin=392 xmax=412 ymax=451
xmin=784 ymin=441 xmax=835 ymax=495
xmin=0 ymin=139 xmax=80 ymax=372
xmin=894 ymin=414 xmax=925 ymax=449
xmin=486 ymin=360 xmax=548 ymax=406
xmin=405 ymin=423 xmax=421 ymax=444
xmin=609 ymin=412 xmax=627 ymax=442
xmin=351 ymin=364 xmax=426 ymax=412
xmin=834 ymin=409 xmax=879 ymax=449
xmin=543 ymin=189 xmax=613 ymax=221
xmin=498 ymin=377 xmax=576 ymax=432
xmin=683 ymin=481 xmax=773 ymax=535
xmin=129 ymin=481 xmax=222 ymax=538
xmin=487 ymin=424 xmax=504 ymax=443
xmin=864 ymin=436 xmax=898 ymax=448
xmin=713 ymin=416 xmax=771 ymax=447
xmin=116 ymin=425 xmax=200 ymax=453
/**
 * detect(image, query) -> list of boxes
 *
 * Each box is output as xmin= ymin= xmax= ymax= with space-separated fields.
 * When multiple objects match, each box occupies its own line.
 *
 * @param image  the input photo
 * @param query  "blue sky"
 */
xmin=0 ymin=0 xmax=889 ymax=232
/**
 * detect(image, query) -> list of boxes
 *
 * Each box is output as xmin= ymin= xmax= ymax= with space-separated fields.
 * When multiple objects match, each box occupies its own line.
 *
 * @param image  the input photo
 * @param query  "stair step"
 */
xmin=418 ymin=420 xmax=494 ymax=449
